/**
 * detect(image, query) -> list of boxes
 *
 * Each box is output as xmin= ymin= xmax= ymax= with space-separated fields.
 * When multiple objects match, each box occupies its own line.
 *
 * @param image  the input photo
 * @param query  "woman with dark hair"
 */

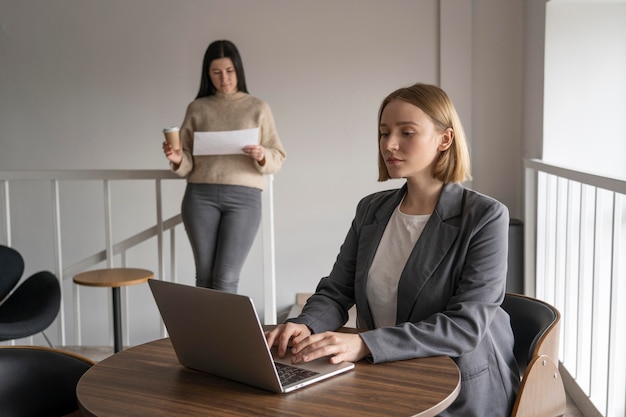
xmin=266 ymin=83 xmax=519 ymax=416
xmin=163 ymin=40 xmax=286 ymax=293
xmin=196 ymin=40 xmax=248 ymax=98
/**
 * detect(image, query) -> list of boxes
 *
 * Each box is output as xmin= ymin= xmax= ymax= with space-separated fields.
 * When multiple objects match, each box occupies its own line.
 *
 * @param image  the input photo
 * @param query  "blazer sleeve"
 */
xmin=289 ymin=192 xmax=391 ymax=331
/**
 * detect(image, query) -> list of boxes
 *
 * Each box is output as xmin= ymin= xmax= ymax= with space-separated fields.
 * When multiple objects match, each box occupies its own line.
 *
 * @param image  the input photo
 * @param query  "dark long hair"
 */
xmin=196 ymin=40 xmax=248 ymax=99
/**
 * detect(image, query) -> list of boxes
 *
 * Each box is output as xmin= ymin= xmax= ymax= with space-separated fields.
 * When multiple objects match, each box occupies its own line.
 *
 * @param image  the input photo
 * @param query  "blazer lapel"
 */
xmin=396 ymin=183 xmax=464 ymax=322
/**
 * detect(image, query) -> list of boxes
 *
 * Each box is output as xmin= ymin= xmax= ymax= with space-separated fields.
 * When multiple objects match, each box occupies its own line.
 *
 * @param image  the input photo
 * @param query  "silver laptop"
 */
xmin=148 ymin=279 xmax=354 ymax=393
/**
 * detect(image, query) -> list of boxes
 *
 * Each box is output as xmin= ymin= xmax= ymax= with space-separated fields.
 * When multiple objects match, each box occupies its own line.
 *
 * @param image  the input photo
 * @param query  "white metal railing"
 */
xmin=0 ymin=170 xmax=277 ymax=349
xmin=524 ymin=159 xmax=626 ymax=417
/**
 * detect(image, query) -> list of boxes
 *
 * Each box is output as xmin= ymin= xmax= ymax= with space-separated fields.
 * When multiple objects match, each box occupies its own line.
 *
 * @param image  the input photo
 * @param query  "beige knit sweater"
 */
xmin=172 ymin=91 xmax=286 ymax=190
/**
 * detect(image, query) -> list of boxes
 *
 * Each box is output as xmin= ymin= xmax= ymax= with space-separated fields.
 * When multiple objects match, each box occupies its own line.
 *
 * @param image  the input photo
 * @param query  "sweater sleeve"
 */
xmin=170 ymin=102 xmax=195 ymax=177
xmin=255 ymin=102 xmax=286 ymax=174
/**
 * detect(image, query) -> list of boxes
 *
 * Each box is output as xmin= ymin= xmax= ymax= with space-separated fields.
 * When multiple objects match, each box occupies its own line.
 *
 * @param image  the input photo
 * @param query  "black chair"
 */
xmin=501 ymin=292 xmax=566 ymax=417
xmin=0 ymin=346 xmax=94 ymax=417
xmin=0 ymin=245 xmax=61 ymax=345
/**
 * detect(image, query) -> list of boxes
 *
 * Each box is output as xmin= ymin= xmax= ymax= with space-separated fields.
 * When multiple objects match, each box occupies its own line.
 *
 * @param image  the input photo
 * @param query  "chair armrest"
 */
xmin=536 ymin=317 xmax=561 ymax=363
xmin=511 ymin=354 xmax=566 ymax=417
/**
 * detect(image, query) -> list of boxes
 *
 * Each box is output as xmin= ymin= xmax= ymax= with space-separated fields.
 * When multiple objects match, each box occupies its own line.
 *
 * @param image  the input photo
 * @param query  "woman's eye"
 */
xmin=379 ymin=132 xmax=389 ymax=138
xmin=402 ymin=131 xmax=416 ymax=137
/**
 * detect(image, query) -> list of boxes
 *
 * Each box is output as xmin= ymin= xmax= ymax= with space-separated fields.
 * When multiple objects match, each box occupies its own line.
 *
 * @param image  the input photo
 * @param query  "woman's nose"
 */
xmin=384 ymin=137 xmax=399 ymax=151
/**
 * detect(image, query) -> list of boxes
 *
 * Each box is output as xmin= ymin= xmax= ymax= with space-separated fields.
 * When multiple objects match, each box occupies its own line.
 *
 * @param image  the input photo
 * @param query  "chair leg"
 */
xmin=42 ymin=331 xmax=54 ymax=348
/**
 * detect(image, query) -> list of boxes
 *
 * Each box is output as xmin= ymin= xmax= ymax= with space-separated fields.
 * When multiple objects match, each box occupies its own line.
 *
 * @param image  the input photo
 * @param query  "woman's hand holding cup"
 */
xmin=163 ymin=126 xmax=182 ymax=165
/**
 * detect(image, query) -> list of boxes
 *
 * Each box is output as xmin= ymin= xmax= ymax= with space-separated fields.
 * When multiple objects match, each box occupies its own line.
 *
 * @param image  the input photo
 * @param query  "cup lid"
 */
xmin=163 ymin=126 xmax=179 ymax=132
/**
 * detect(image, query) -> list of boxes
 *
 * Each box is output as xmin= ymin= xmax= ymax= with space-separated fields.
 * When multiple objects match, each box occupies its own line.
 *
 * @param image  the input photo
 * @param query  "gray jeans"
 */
xmin=181 ymin=183 xmax=261 ymax=293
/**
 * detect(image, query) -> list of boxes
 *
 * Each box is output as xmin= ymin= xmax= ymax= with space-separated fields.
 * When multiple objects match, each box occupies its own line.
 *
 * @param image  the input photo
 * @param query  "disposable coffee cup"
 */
xmin=163 ymin=126 xmax=180 ymax=150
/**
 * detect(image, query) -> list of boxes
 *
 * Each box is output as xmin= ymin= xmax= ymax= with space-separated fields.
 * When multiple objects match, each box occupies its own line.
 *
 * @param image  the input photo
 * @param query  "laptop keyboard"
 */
xmin=275 ymin=362 xmax=319 ymax=385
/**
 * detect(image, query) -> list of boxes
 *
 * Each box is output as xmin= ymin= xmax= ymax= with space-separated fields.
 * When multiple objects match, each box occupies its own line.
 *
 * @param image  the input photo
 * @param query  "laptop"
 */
xmin=148 ymin=279 xmax=354 ymax=393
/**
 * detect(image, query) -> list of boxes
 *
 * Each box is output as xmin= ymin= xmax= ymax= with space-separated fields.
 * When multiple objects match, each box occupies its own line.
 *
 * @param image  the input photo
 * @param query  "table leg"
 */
xmin=111 ymin=287 xmax=123 ymax=353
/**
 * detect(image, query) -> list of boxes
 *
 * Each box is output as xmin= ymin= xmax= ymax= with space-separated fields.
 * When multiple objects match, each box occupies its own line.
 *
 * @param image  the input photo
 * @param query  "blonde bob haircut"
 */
xmin=377 ymin=83 xmax=471 ymax=184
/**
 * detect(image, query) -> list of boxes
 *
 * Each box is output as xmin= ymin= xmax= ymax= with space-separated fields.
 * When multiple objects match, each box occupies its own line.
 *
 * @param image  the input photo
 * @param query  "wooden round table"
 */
xmin=73 ymin=268 xmax=153 ymax=352
xmin=77 ymin=336 xmax=461 ymax=416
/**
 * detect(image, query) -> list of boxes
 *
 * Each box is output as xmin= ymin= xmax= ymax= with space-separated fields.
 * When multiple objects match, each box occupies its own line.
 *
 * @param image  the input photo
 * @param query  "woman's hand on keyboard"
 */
xmin=265 ymin=323 xmax=312 ymax=359
xmin=290 ymin=331 xmax=371 ymax=364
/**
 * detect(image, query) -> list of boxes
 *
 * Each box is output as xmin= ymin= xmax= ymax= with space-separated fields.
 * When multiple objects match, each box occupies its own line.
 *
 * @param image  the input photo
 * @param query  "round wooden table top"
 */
xmin=77 ymin=337 xmax=461 ymax=417
xmin=73 ymin=268 xmax=154 ymax=288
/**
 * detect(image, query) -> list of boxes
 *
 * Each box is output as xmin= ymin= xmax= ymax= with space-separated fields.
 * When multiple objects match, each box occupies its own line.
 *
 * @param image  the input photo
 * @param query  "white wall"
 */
xmin=544 ymin=1 xmax=626 ymax=179
xmin=0 ymin=0 xmax=527 ymax=346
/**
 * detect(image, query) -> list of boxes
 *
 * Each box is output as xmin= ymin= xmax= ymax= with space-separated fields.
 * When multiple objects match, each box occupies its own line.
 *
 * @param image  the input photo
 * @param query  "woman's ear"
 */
xmin=438 ymin=128 xmax=454 ymax=151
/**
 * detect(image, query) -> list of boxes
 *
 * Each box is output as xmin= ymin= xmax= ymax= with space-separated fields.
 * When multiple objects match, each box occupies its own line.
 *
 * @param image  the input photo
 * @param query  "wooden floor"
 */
xmin=65 ymin=345 xmax=588 ymax=417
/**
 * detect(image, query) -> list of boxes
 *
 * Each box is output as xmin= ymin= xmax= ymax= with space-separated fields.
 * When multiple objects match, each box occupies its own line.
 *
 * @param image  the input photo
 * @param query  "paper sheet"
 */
xmin=192 ymin=128 xmax=260 ymax=156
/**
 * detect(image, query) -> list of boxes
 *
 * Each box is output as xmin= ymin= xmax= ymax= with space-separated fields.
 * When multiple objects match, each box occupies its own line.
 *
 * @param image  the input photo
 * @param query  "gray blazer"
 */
xmin=291 ymin=182 xmax=520 ymax=417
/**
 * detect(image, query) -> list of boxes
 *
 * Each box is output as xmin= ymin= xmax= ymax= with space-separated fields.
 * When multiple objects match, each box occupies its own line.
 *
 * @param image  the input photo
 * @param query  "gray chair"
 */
xmin=502 ymin=292 xmax=566 ymax=417
xmin=0 ymin=245 xmax=61 ymax=345
xmin=0 ymin=346 xmax=94 ymax=417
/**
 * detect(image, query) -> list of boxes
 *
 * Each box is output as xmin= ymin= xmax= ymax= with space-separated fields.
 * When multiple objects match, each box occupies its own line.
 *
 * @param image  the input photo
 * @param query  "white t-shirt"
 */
xmin=366 ymin=203 xmax=430 ymax=328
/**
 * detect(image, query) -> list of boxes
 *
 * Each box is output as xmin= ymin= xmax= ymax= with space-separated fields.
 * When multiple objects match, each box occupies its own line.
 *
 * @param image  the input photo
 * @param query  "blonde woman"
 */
xmin=267 ymin=83 xmax=518 ymax=417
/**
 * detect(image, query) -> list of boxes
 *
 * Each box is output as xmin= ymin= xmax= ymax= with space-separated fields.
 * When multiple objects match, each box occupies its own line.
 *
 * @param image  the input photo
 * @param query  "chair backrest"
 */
xmin=0 ymin=270 xmax=61 ymax=342
xmin=502 ymin=293 xmax=566 ymax=417
xmin=501 ymin=292 xmax=560 ymax=376
xmin=0 ymin=245 xmax=25 ymax=302
xmin=0 ymin=346 xmax=94 ymax=417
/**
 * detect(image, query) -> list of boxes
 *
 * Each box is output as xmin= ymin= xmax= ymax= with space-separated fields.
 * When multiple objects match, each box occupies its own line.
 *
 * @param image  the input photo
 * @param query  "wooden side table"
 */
xmin=73 ymin=268 xmax=153 ymax=353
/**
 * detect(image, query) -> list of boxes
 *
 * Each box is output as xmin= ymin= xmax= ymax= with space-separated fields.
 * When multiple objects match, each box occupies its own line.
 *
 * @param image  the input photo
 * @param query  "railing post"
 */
xmin=262 ymin=175 xmax=277 ymax=325
xmin=169 ymin=228 xmax=176 ymax=283
xmin=103 ymin=180 xmax=114 ymax=267
xmin=1 ymin=180 xmax=11 ymax=246
xmin=1 ymin=180 xmax=14 ymax=346
xmin=607 ymin=193 xmax=625 ymax=417
xmin=155 ymin=179 xmax=168 ymax=338
xmin=156 ymin=179 xmax=164 ymax=282
xmin=524 ymin=165 xmax=537 ymax=297
xmin=51 ymin=180 xmax=66 ymax=346
xmin=103 ymin=180 xmax=114 ymax=347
